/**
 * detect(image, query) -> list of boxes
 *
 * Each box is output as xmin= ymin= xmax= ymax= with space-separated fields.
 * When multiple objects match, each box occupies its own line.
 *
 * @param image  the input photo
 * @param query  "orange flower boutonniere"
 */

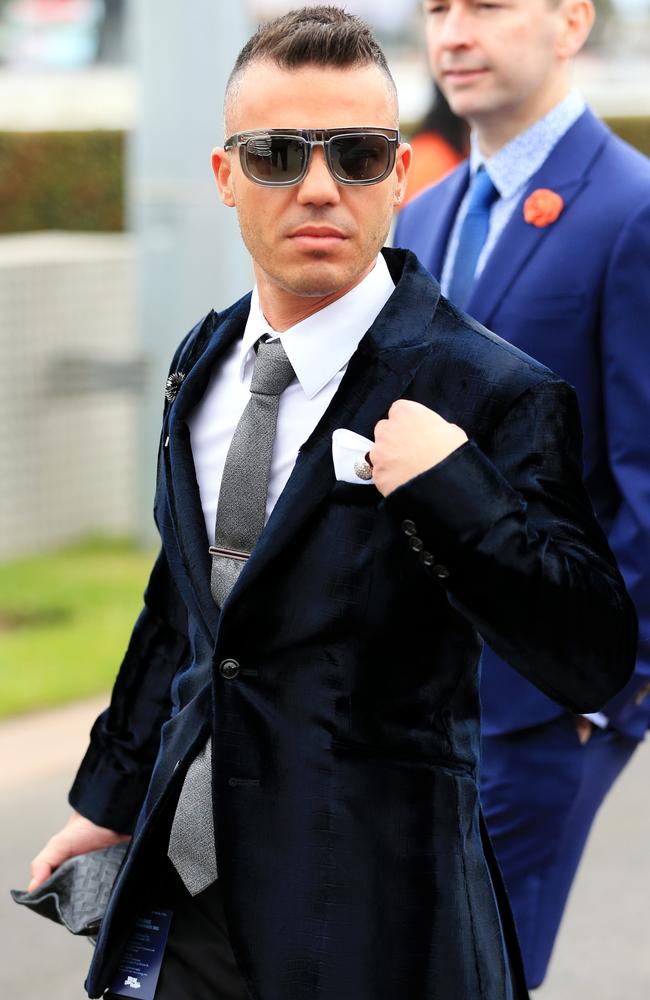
xmin=524 ymin=188 xmax=564 ymax=228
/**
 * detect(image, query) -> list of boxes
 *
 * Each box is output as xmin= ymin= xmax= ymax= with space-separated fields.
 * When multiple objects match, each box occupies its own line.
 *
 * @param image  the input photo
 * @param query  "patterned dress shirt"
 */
xmin=440 ymin=90 xmax=586 ymax=294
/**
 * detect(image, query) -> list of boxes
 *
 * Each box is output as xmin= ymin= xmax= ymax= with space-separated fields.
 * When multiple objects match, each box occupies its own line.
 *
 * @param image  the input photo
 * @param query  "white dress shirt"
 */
xmin=188 ymin=254 xmax=395 ymax=543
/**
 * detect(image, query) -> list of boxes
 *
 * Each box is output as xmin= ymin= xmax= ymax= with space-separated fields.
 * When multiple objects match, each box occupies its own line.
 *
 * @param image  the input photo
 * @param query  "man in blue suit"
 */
xmin=27 ymin=8 xmax=636 ymax=1000
xmin=395 ymin=0 xmax=650 ymax=989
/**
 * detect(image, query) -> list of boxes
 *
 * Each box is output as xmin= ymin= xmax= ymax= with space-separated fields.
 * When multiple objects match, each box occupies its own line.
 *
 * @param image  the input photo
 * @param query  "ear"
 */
xmin=394 ymin=142 xmax=413 ymax=205
xmin=211 ymin=147 xmax=236 ymax=207
xmin=556 ymin=0 xmax=595 ymax=60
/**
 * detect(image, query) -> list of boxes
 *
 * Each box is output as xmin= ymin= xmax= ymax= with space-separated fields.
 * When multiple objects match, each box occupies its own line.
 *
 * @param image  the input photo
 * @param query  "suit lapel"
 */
xmin=218 ymin=250 xmax=442 ymax=615
xmin=160 ymin=252 xmax=442 ymax=634
xmin=423 ymin=163 xmax=469 ymax=280
xmin=466 ymin=110 xmax=610 ymax=327
xmin=163 ymin=297 xmax=251 ymax=642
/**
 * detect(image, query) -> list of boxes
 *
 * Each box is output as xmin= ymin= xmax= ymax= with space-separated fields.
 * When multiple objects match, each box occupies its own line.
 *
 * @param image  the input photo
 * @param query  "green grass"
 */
xmin=0 ymin=537 xmax=157 ymax=719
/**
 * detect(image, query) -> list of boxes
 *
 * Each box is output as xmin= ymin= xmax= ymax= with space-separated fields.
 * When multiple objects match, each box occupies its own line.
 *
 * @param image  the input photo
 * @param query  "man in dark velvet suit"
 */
xmin=394 ymin=0 xmax=650 ymax=989
xmin=27 ymin=8 xmax=636 ymax=1000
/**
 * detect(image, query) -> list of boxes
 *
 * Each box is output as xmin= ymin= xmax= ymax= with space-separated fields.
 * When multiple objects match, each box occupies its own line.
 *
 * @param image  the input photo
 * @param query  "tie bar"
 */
xmin=209 ymin=545 xmax=250 ymax=563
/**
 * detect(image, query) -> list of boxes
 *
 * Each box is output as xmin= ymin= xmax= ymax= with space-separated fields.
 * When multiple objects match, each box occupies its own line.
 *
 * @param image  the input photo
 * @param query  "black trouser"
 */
xmin=106 ymin=859 xmax=249 ymax=1000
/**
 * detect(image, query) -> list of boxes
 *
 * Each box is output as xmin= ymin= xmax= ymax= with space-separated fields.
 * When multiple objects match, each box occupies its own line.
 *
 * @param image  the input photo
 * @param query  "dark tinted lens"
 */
xmin=330 ymin=134 xmax=391 ymax=182
xmin=244 ymin=135 xmax=306 ymax=183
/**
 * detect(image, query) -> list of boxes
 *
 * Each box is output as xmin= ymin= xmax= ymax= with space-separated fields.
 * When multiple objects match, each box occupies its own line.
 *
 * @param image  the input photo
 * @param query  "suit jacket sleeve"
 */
xmin=68 ymin=546 xmax=189 ymax=833
xmin=596 ymin=199 xmax=650 ymax=723
xmin=66 ymin=326 xmax=208 ymax=832
xmin=383 ymin=375 xmax=638 ymax=712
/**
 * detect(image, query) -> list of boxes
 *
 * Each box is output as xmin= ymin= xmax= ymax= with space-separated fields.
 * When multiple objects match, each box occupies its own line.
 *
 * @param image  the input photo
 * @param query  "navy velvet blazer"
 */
xmin=69 ymin=249 xmax=635 ymax=1000
xmin=395 ymin=110 xmax=650 ymax=739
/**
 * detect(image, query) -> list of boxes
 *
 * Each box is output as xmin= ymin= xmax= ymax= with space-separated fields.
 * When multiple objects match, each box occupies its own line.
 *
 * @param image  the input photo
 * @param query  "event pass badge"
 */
xmin=108 ymin=908 xmax=173 ymax=999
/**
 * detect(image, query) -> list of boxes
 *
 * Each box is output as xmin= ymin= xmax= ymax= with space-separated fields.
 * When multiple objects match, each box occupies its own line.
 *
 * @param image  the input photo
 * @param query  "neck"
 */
xmin=472 ymin=79 xmax=571 ymax=159
xmin=255 ymin=262 xmax=376 ymax=333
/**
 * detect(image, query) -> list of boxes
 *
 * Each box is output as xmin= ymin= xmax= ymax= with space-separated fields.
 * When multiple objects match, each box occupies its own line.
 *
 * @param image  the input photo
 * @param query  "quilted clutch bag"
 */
xmin=10 ymin=842 xmax=128 ymax=936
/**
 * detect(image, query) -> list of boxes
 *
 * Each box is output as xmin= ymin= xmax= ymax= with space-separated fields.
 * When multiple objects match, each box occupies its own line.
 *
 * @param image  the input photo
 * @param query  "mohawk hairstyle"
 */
xmin=224 ymin=5 xmax=397 ymax=131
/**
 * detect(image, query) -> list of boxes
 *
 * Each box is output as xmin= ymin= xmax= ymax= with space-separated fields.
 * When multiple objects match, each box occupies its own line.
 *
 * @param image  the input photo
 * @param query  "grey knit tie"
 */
xmin=168 ymin=337 xmax=295 ymax=895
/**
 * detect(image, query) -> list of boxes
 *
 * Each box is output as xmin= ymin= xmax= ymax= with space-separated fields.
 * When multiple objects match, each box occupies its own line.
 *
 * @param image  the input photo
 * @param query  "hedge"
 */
xmin=0 ymin=118 xmax=649 ymax=234
xmin=605 ymin=116 xmax=650 ymax=160
xmin=0 ymin=129 xmax=124 ymax=233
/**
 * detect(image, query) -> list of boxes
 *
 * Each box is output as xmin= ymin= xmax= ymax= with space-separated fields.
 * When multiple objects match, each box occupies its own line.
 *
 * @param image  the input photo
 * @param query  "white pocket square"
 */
xmin=332 ymin=428 xmax=375 ymax=485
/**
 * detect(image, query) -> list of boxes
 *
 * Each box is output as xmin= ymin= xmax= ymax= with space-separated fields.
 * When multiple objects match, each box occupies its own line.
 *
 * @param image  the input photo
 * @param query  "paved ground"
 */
xmin=1 ymin=697 xmax=108 ymax=1000
xmin=1 ymin=696 xmax=649 ymax=998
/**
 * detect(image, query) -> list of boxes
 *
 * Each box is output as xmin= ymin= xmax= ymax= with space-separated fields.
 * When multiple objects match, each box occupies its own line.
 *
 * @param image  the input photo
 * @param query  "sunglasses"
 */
xmin=223 ymin=127 xmax=400 ymax=187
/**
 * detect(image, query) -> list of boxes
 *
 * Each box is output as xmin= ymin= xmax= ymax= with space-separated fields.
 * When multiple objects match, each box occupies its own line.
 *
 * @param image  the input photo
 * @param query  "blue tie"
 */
xmin=448 ymin=166 xmax=499 ymax=309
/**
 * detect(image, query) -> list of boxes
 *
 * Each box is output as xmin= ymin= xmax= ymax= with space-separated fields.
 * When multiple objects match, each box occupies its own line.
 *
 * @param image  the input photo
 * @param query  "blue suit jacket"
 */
xmin=395 ymin=110 xmax=650 ymax=739
xmin=69 ymin=250 xmax=635 ymax=1000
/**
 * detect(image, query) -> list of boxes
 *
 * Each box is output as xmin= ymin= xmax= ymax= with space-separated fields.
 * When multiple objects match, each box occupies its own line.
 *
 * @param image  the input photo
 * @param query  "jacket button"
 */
xmin=409 ymin=536 xmax=423 ymax=552
xmin=219 ymin=658 xmax=240 ymax=679
xmin=401 ymin=519 xmax=417 ymax=536
xmin=433 ymin=565 xmax=450 ymax=580
xmin=422 ymin=551 xmax=434 ymax=566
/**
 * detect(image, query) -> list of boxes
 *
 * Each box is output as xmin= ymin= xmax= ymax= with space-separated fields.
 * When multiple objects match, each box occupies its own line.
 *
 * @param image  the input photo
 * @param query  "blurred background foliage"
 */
xmin=0 ymin=129 xmax=123 ymax=233
xmin=605 ymin=116 xmax=650 ymax=157
xmin=1 ymin=119 xmax=649 ymax=234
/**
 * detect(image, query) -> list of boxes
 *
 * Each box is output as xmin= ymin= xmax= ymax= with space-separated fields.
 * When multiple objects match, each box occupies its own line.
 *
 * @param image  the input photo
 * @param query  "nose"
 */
xmin=296 ymin=146 xmax=341 ymax=206
xmin=432 ymin=2 xmax=474 ymax=50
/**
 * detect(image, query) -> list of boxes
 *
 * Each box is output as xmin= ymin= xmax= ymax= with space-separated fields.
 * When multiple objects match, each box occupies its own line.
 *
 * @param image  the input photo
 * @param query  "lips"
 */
xmin=443 ymin=66 xmax=489 ymax=83
xmin=287 ymin=225 xmax=350 ymax=253
xmin=289 ymin=226 xmax=348 ymax=239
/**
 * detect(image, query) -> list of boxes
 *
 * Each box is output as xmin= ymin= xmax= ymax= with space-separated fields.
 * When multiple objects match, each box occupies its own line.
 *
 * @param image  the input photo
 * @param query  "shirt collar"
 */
xmin=238 ymin=253 xmax=395 ymax=400
xmin=469 ymin=90 xmax=586 ymax=199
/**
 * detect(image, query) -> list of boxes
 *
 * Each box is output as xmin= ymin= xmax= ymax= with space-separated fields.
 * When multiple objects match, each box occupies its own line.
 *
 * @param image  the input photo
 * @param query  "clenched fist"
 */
xmin=369 ymin=400 xmax=468 ymax=497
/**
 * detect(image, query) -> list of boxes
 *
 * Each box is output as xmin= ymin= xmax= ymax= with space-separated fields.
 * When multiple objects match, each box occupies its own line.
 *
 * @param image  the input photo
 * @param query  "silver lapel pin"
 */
xmin=165 ymin=370 xmax=186 ymax=403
